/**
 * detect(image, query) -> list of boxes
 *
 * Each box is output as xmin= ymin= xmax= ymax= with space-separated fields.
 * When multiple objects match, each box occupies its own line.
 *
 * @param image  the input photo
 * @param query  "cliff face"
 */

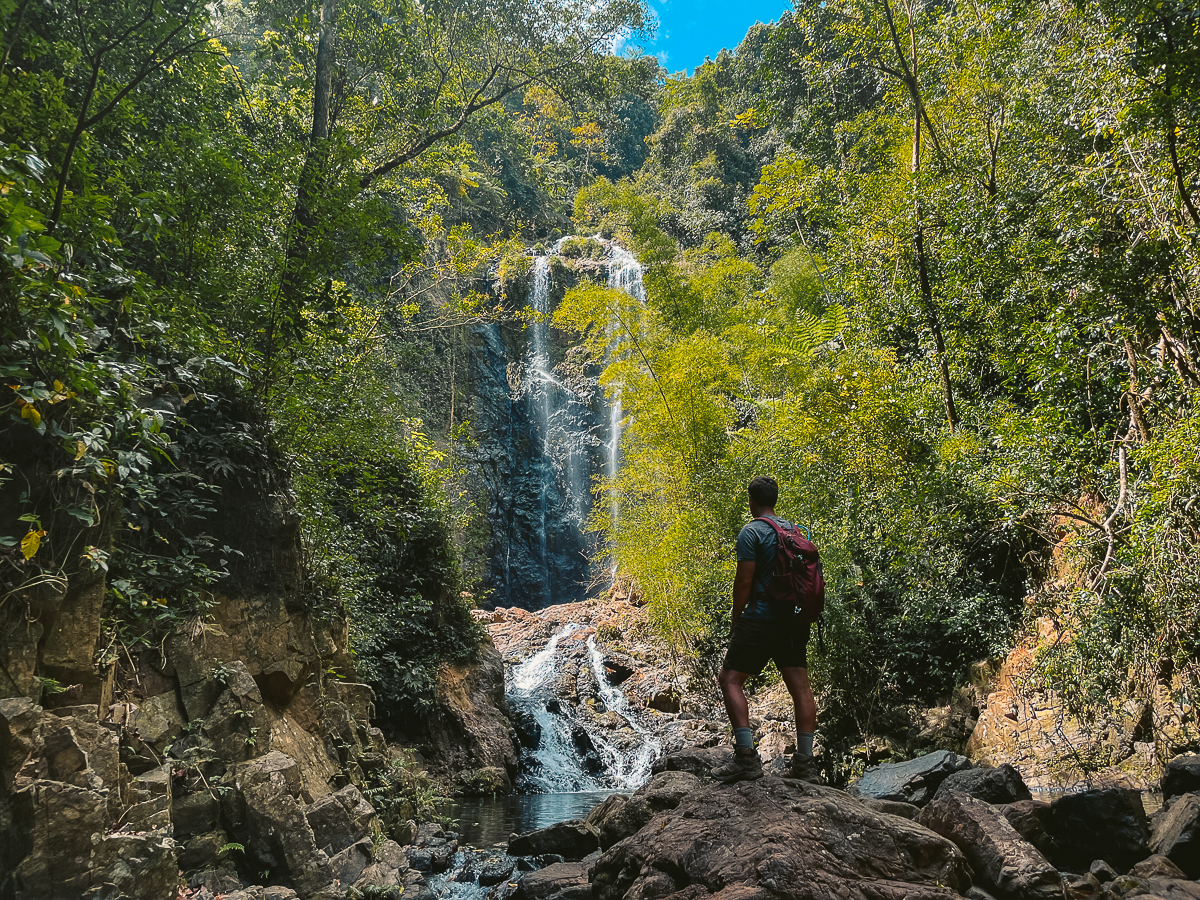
xmin=0 ymin=453 xmax=517 ymax=898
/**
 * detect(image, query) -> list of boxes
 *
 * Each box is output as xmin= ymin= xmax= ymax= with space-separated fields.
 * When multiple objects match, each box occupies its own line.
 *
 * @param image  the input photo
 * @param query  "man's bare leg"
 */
xmin=779 ymin=666 xmax=816 ymax=736
xmin=718 ymin=667 xmax=752 ymax=730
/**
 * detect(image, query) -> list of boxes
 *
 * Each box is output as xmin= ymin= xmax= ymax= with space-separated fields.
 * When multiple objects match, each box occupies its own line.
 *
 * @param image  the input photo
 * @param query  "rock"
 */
xmin=1107 ymin=875 xmax=1200 ymax=900
xmin=189 ymin=866 xmax=245 ymax=894
xmin=479 ymin=856 xmax=517 ymax=886
xmin=1001 ymin=800 xmax=1061 ymax=861
xmin=848 ymin=750 xmax=974 ymax=807
xmin=174 ymin=789 xmax=222 ymax=838
xmin=91 ymin=832 xmax=179 ymax=900
xmin=305 ymin=783 xmax=376 ymax=855
xmin=635 ymin=769 xmax=701 ymax=810
xmin=1090 ymin=860 xmax=1119 ymax=882
xmin=179 ymin=830 xmax=232 ymax=871
xmin=351 ymin=839 xmax=410 ymax=894
xmin=1048 ymin=788 xmax=1149 ymax=872
xmin=202 ymin=660 xmax=271 ymax=765
xmin=1067 ymin=872 xmax=1102 ymax=900
xmin=422 ymin=640 xmax=518 ymax=791
xmin=1162 ymin=755 xmax=1200 ymax=802
xmin=584 ymin=793 xmax=655 ymax=850
xmin=508 ymin=819 xmax=598 ymax=859
xmin=918 ymin=791 xmax=1062 ymax=900
xmin=131 ymin=690 xmax=186 ymax=750
xmin=591 ymin=777 xmax=970 ymax=900
xmin=933 ymin=763 xmax=1033 ymax=805
xmin=126 ymin=762 xmax=173 ymax=831
xmin=514 ymin=860 xmax=591 ymax=900
xmin=647 ymin=690 xmax=681 ymax=713
xmin=6 ymin=778 xmax=111 ymax=897
xmin=457 ymin=765 xmax=509 ymax=795
xmin=1148 ymin=790 xmax=1200 ymax=877
xmin=1128 ymin=855 xmax=1187 ymax=879
xmin=328 ymin=836 xmax=374 ymax=887
xmin=231 ymin=751 xmax=334 ymax=896
xmin=649 ymin=746 xmax=728 ymax=778
xmin=862 ymin=798 xmax=921 ymax=819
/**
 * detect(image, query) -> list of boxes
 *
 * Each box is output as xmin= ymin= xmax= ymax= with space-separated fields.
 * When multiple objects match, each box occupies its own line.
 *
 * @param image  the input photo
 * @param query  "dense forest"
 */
xmin=2 ymin=0 xmax=1198 ymax=751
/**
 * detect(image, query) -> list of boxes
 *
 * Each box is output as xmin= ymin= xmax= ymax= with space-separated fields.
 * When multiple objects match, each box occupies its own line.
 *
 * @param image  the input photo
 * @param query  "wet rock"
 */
xmin=649 ymin=746 xmax=728 ymax=778
xmin=591 ymin=777 xmax=970 ymax=900
xmin=305 ymin=782 xmax=376 ymax=855
xmin=1048 ymin=788 xmax=1150 ymax=872
xmin=479 ymin=856 xmax=517 ymax=886
xmin=517 ymin=853 xmax=566 ymax=871
xmin=1162 ymin=755 xmax=1200 ymax=802
xmin=862 ymin=798 xmax=921 ymax=819
xmin=933 ymin=763 xmax=1033 ymax=805
xmin=918 ymin=791 xmax=1062 ymax=900
xmin=508 ymin=819 xmax=598 ymax=859
xmin=514 ymin=860 xmax=591 ymax=900
xmin=848 ymin=750 xmax=975 ymax=807
xmin=1148 ymin=790 xmax=1200 ymax=877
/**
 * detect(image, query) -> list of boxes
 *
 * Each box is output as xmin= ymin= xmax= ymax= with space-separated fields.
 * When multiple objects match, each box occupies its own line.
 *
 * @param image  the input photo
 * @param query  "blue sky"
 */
xmin=637 ymin=0 xmax=795 ymax=74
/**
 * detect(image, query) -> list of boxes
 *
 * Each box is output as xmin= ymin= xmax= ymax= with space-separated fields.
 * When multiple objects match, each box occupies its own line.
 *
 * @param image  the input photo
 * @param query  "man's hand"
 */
xmin=732 ymin=560 xmax=756 ymax=628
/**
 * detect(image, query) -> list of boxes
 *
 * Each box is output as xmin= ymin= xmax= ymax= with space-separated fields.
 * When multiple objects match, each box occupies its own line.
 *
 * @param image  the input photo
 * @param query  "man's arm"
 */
xmin=732 ymin=560 xmax=756 ymax=628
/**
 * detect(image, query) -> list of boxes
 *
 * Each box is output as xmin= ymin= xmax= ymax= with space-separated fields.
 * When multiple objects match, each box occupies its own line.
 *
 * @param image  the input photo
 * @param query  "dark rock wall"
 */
xmin=467 ymin=265 xmax=612 ymax=611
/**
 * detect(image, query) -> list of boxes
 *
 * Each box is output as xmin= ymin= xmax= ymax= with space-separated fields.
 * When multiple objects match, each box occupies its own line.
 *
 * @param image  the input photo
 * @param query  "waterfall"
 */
xmin=507 ymin=623 xmax=658 ymax=793
xmin=603 ymin=244 xmax=646 ymax=563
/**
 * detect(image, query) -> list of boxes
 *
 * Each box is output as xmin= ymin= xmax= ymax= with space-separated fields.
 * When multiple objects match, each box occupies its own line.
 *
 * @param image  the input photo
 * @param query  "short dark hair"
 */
xmin=748 ymin=476 xmax=778 ymax=507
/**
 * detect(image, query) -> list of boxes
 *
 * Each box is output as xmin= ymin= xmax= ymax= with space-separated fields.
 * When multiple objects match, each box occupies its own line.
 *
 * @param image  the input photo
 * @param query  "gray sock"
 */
xmin=734 ymin=727 xmax=755 ymax=751
xmin=798 ymin=732 xmax=815 ymax=756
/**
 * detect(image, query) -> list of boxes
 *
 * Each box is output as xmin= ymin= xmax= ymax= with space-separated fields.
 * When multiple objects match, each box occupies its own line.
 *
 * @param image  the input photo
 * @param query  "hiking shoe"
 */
xmin=787 ymin=753 xmax=826 ymax=785
xmin=710 ymin=748 xmax=764 ymax=783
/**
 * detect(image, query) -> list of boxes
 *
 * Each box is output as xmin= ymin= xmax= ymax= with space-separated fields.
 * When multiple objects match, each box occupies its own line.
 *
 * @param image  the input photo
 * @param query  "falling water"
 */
xmin=507 ymin=623 xmax=659 ymax=794
xmin=603 ymin=244 xmax=646 ymax=569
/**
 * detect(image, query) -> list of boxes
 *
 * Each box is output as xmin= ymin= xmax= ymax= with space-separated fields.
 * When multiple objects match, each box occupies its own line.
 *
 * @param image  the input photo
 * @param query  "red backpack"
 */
xmin=755 ymin=516 xmax=826 ymax=626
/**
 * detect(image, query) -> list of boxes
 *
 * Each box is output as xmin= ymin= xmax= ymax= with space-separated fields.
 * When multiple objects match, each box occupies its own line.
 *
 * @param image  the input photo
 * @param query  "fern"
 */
xmin=789 ymin=304 xmax=847 ymax=354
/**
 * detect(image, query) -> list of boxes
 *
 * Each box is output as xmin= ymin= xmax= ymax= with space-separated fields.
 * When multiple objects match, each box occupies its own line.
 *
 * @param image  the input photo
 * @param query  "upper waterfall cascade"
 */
xmin=471 ymin=238 xmax=646 ymax=611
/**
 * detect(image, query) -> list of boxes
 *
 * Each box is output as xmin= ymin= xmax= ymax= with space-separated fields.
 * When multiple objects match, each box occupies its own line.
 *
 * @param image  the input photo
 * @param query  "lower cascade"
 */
xmin=507 ymin=622 xmax=660 ymax=793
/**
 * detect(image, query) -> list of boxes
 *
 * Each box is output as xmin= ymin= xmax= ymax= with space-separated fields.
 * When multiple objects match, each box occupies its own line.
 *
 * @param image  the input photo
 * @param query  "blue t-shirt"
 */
xmin=735 ymin=514 xmax=794 ymax=621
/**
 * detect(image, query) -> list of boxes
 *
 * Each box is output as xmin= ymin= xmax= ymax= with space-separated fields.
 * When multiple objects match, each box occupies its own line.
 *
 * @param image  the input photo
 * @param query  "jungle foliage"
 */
xmin=0 ymin=0 xmax=649 ymax=721
xmin=556 ymin=0 xmax=1200 ymax=750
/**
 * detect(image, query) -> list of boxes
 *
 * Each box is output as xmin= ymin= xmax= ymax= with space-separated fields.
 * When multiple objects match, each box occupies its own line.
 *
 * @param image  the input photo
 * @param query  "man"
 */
xmin=710 ymin=475 xmax=821 ymax=784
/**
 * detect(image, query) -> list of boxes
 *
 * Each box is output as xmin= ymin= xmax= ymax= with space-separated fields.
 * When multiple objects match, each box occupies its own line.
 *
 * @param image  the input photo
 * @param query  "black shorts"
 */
xmin=722 ymin=616 xmax=810 ymax=676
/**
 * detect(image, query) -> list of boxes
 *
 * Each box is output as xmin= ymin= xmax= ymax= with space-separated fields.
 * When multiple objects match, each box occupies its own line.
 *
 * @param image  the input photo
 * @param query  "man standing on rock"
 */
xmin=711 ymin=475 xmax=822 ymax=784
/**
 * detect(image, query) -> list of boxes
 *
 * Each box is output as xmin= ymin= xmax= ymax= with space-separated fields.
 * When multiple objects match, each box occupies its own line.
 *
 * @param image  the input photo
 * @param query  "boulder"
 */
xmin=862 ymin=798 xmax=921 ymax=819
xmin=849 ymin=750 xmax=974 ymax=807
xmin=1148 ymin=790 xmax=1200 ymax=877
xmin=1128 ymin=855 xmax=1187 ymax=879
xmin=230 ymin=751 xmax=334 ymax=896
xmin=514 ymin=860 xmax=592 ymax=900
xmin=1162 ymin=755 xmax=1200 ymax=802
xmin=1107 ymin=875 xmax=1200 ymax=900
xmin=179 ymin=829 xmax=232 ymax=871
xmin=636 ymin=769 xmax=702 ymax=810
xmin=508 ymin=819 xmax=598 ymax=859
xmin=918 ymin=791 xmax=1062 ymax=900
xmin=591 ymin=777 xmax=971 ymax=900
xmin=479 ymin=856 xmax=517 ymax=886
xmin=328 ymin=836 xmax=374 ymax=887
xmin=1000 ymin=800 xmax=1061 ymax=861
xmin=933 ymin=764 xmax=1033 ymax=805
xmin=350 ymin=838 xmax=411 ymax=895
xmin=649 ymin=746 xmax=728 ymax=779
xmin=305 ymin=783 xmax=376 ymax=855
xmin=1047 ymin=788 xmax=1149 ymax=872
xmin=584 ymin=793 xmax=655 ymax=850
